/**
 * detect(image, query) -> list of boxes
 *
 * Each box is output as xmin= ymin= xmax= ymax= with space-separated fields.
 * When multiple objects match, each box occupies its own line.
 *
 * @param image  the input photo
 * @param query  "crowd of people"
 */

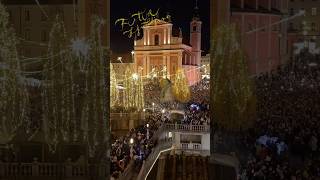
xmin=111 ymin=78 xmax=210 ymax=179
xmin=111 ymin=112 xmax=164 ymax=179
xmin=239 ymin=53 xmax=320 ymax=179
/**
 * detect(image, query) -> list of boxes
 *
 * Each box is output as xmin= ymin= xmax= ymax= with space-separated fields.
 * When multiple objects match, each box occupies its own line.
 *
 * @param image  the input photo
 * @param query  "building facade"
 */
xmin=211 ymin=0 xmax=288 ymax=74
xmin=287 ymin=0 xmax=320 ymax=57
xmin=2 ymin=0 xmax=109 ymax=59
xmin=133 ymin=18 xmax=201 ymax=85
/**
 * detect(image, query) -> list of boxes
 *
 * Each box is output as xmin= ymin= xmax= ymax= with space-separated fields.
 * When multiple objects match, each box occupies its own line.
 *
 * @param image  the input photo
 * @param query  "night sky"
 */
xmin=110 ymin=0 xmax=210 ymax=55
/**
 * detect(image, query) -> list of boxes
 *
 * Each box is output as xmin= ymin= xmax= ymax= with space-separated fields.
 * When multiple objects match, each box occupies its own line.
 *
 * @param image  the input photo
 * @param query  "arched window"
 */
xmin=154 ymin=35 xmax=159 ymax=45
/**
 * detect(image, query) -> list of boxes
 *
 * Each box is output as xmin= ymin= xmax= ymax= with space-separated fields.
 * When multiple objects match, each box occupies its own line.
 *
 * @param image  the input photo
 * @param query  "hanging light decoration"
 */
xmin=42 ymin=16 xmax=78 ymax=153
xmin=110 ymin=64 xmax=119 ymax=107
xmin=0 ymin=3 xmax=29 ymax=143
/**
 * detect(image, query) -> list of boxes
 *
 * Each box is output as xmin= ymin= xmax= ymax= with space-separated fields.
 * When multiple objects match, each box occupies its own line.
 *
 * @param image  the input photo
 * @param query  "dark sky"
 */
xmin=110 ymin=0 xmax=210 ymax=55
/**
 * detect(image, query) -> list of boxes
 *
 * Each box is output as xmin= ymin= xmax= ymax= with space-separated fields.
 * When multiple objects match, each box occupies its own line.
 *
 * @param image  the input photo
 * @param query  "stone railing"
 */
xmin=0 ymin=162 xmax=108 ymax=178
xmin=163 ymin=123 xmax=210 ymax=133
xmin=137 ymin=139 xmax=173 ymax=180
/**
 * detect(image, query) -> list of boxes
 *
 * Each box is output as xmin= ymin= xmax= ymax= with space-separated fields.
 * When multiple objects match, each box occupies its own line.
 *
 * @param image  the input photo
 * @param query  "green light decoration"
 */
xmin=211 ymin=24 xmax=256 ymax=131
xmin=0 ymin=2 xmax=29 ymax=143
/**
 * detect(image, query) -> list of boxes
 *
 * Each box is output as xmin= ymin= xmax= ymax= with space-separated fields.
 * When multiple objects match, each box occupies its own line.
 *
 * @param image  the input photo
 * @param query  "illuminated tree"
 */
xmin=42 ymin=16 xmax=78 ymax=152
xmin=110 ymin=64 xmax=119 ymax=107
xmin=80 ymin=16 xmax=109 ymax=158
xmin=0 ymin=3 xmax=29 ymax=143
xmin=211 ymin=25 xmax=256 ymax=131
xmin=172 ymin=68 xmax=191 ymax=103
xmin=122 ymin=66 xmax=144 ymax=111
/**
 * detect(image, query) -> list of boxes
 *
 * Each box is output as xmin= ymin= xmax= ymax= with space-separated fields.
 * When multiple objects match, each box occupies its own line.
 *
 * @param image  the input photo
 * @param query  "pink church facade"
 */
xmin=133 ymin=18 xmax=202 ymax=85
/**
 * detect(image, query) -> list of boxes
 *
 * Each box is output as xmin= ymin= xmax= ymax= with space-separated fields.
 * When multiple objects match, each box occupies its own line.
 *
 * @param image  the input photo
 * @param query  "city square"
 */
xmin=0 ymin=0 xmax=319 ymax=180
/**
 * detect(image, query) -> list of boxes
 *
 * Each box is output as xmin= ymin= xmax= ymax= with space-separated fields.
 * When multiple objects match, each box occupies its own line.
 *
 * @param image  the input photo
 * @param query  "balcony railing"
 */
xmin=163 ymin=123 xmax=210 ymax=133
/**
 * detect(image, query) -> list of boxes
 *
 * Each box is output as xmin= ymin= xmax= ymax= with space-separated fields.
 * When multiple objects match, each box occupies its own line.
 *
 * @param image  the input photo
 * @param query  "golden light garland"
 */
xmin=110 ymin=64 xmax=119 ymax=107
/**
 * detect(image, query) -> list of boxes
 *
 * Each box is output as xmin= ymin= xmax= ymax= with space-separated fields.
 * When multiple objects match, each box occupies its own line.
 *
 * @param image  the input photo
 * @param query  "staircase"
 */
xmin=151 ymin=153 xmax=209 ymax=180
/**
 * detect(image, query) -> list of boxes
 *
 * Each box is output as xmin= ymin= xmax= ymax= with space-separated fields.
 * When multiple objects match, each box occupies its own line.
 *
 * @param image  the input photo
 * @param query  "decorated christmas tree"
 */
xmin=172 ymin=68 xmax=191 ymax=103
xmin=210 ymin=24 xmax=256 ymax=131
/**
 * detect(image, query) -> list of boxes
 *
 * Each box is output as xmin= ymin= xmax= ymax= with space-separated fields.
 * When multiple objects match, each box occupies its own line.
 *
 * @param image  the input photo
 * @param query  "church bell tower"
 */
xmin=190 ymin=0 xmax=202 ymax=66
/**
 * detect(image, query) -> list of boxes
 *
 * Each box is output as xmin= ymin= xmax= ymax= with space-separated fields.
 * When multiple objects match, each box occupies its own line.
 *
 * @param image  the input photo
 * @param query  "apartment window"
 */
xmin=154 ymin=34 xmax=159 ymax=45
xmin=25 ymin=9 xmax=30 ymax=21
xmin=290 ymin=8 xmax=294 ymax=16
xmin=75 ymin=9 xmax=78 ymax=22
xmin=41 ymin=12 xmax=47 ymax=21
xmin=311 ymin=8 xmax=317 ymax=16
xmin=311 ymin=23 xmax=316 ymax=31
xmin=25 ymin=29 xmax=30 ymax=40
xmin=41 ymin=30 xmax=48 ymax=42
xmin=248 ymin=23 xmax=253 ymax=31
xmin=289 ymin=23 xmax=294 ymax=30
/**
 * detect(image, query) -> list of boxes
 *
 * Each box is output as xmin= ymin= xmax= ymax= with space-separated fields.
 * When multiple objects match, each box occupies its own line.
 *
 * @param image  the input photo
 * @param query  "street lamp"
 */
xmin=131 ymin=51 xmax=135 ymax=63
xmin=146 ymin=123 xmax=150 ymax=140
xmin=152 ymin=103 xmax=155 ymax=112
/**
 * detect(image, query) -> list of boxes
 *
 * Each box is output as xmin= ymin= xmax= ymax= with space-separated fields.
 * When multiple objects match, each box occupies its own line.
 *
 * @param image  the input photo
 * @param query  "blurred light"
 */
xmin=132 ymin=73 xmax=139 ymax=80
xmin=168 ymin=132 xmax=172 ymax=138
xmin=130 ymin=138 xmax=134 ymax=144
xmin=146 ymin=123 xmax=149 ymax=128
xmin=161 ymin=109 xmax=165 ymax=113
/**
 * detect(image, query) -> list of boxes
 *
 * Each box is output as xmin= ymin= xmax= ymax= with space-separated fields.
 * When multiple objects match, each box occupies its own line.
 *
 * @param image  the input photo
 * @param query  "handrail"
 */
xmin=137 ymin=139 xmax=173 ymax=180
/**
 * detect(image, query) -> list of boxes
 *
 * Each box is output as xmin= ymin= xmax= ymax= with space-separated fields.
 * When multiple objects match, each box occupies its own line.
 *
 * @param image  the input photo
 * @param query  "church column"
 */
xmin=146 ymin=55 xmax=150 ymax=76
xmin=143 ymin=55 xmax=147 ymax=76
xmin=147 ymin=29 xmax=150 ymax=45
xmin=166 ymin=55 xmax=170 ymax=76
xmin=164 ymin=29 xmax=167 ymax=44
xmin=168 ymin=28 xmax=171 ymax=44
xmin=144 ymin=29 xmax=146 ymax=45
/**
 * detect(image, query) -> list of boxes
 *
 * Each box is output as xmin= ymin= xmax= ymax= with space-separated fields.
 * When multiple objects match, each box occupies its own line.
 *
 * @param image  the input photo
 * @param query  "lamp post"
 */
xmin=152 ymin=102 xmax=155 ymax=112
xmin=146 ymin=123 xmax=149 ymax=140
xmin=131 ymin=51 xmax=135 ymax=63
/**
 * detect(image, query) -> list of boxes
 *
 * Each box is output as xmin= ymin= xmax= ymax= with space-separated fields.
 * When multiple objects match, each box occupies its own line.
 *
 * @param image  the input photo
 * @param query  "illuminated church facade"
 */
xmin=133 ymin=10 xmax=202 ymax=85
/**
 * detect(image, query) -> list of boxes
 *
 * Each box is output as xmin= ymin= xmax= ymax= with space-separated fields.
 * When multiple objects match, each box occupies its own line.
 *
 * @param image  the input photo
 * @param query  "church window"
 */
xmin=155 ymin=34 xmax=159 ymax=45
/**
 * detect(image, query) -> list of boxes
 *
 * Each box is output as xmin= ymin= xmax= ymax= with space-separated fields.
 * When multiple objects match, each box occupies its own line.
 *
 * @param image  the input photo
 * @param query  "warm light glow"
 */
xmin=131 ymin=51 xmax=135 ymax=55
xmin=130 ymin=138 xmax=134 ymax=144
xmin=143 ymin=108 xmax=146 ymax=112
xmin=146 ymin=123 xmax=149 ymax=128
xmin=168 ymin=132 xmax=172 ymax=138
xmin=132 ymin=73 xmax=139 ymax=80
xmin=161 ymin=109 xmax=165 ymax=113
